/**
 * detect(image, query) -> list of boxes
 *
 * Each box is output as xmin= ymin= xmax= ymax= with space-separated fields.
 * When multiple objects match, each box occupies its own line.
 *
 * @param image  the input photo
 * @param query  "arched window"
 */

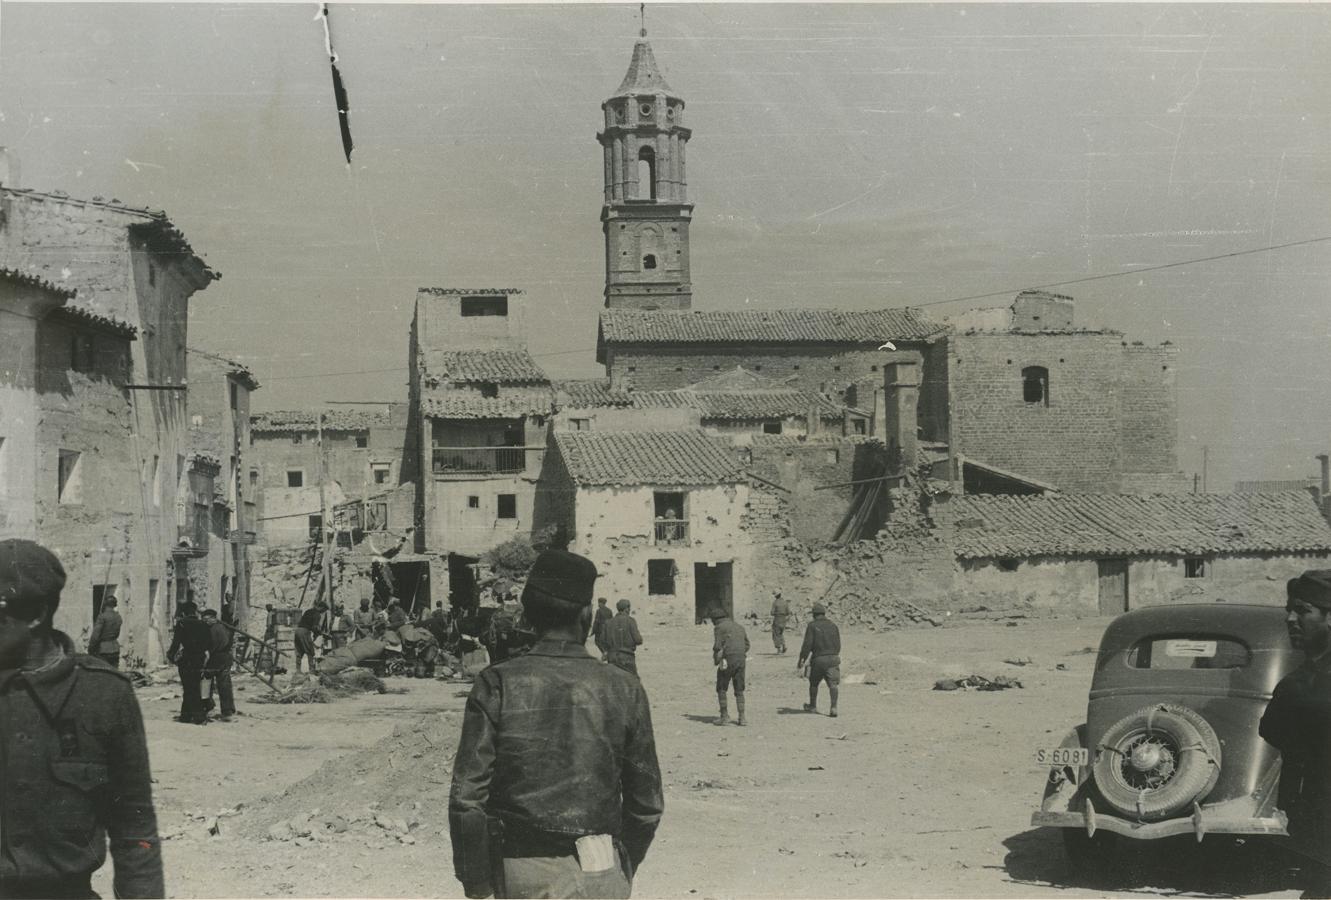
xmin=637 ymin=146 xmax=656 ymax=200
xmin=643 ymin=254 xmax=657 ymax=270
xmin=1022 ymin=365 xmax=1049 ymax=406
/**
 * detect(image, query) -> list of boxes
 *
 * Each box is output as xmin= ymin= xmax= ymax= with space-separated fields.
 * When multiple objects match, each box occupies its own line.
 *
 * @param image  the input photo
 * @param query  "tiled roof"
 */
xmin=1 ymin=187 xmax=218 ymax=284
xmin=188 ymin=348 xmax=260 ymax=390
xmin=748 ymin=433 xmax=883 ymax=447
xmin=417 ymin=287 xmax=524 ymax=296
xmin=250 ymin=409 xmax=388 ymax=433
xmin=420 ymin=390 xmax=553 ymax=420
xmin=1235 ymin=479 xmax=1318 ymax=494
xmin=52 ymin=304 xmax=138 ymax=339
xmin=554 ymin=430 xmax=745 ymax=487
xmin=613 ymin=40 xmax=674 ymax=96
xmin=422 ymin=349 xmax=548 ymax=385
xmin=952 ymin=491 xmax=1331 ymax=560
xmin=553 ymin=379 xmax=633 ymax=409
xmin=0 ymin=266 xmax=76 ymax=298
xmin=598 ymin=307 xmax=946 ymax=347
xmin=630 ymin=390 xmax=844 ymax=420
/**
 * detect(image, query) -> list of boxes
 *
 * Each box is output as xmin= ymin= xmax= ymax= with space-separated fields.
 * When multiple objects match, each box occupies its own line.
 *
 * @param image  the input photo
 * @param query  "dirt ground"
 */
xmin=101 ymin=614 xmax=1309 ymax=899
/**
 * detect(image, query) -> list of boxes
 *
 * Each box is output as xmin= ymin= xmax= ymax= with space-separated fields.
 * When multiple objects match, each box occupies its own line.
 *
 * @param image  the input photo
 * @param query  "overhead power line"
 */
xmin=246 ymin=234 xmax=1331 ymax=382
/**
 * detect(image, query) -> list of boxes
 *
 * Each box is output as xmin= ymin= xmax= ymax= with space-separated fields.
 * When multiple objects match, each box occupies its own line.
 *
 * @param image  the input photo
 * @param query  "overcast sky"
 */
xmin=3 ymin=2 xmax=1330 ymax=488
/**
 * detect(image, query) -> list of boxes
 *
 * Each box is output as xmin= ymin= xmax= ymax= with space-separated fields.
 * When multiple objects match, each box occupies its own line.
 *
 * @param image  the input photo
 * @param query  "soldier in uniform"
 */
xmin=0 ymin=539 xmax=164 ymax=898
xmin=450 ymin=550 xmax=663 ymax=899
xmin=200 ymin=609 xmax=236 ymax=723
xmin=86 ymin=596 xmax=123 ymax=669
xmin=711 ymin=611 xmax=750 ymax=726
xmin=167 ymin=602 xmax=211 ymax=725
xmin=797 ymin=602 xmax=842 ymax=718
xmin=769 ymin=591 xmax=790 ymax=655
xmin=1260 ymin=570 xmax=1331 ymax=897
xmin=602 ymin=599 xmax=643 ymax=677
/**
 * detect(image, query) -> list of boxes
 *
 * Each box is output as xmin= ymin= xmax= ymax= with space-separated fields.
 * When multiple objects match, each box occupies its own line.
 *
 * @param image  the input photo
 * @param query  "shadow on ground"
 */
xmin=1004 ymin=827 xmax=1304 ymax=896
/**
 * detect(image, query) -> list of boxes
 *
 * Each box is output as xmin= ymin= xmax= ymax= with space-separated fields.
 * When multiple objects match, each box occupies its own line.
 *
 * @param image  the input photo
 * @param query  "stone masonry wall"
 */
xmin=1119 ymin=344 xmax=1180 ymax=478
xmin=949 ymin=332 xmax=1125 ymax=492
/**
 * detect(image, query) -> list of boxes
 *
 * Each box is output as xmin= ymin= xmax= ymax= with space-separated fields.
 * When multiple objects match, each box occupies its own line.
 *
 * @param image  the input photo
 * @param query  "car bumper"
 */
xmin=1032 ymin=805 xmax=1288 ymax=841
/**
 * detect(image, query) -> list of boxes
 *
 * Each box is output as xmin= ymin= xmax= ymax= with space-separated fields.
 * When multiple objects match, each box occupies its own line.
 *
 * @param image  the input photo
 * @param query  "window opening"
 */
xmin=643 ymin=254 xmax=657 ymax=270
xmin=762 ymin=422 xmax=782 ymax=435
xmin=467 ymin=495 xmax=480 ymax=509
xmin=371 ymin=463 xmax=392 ymax=485
xmin=637 ymin=147 xmax=656 ymax=200
xmin=497 ymin=494 xmax=517 ymax=520
xmin=1022 ymin=366 xmax=1050 ymax=406
xmin=648 ymin=559 xmax=677 ymax=596
xmin=996 ymin=558 xmax=1020 ymax=572
xmin=58 ymin=449 xmax=82 ymax=504
xmin=308 ymin=515 xmax=323 ymax=542
xmin=654 ymin=491 xmax=686 ymax=543
xmin=1184 ymin=558 xmax=1206 ymax=579
xmin=355 ymin=435 xmax=368 ymax=449
xmin=479 ymin=383 xmax=499 ymax=399
xmin=286 ymin=469 xmax=304 ymax=488
xmin=460 ymin=296 xmax=508 ymax=317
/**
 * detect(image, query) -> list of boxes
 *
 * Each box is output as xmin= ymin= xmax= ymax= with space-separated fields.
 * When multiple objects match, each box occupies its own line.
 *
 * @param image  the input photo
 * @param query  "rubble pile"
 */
xmin=250 ymin=669 xmax=391 ymax=704
xmin=241 ymin=714 xmax=461 ymax=845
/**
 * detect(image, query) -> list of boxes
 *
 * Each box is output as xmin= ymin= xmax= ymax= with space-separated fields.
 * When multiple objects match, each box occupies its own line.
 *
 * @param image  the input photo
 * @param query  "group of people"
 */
xmin=167 ymin=601 xmax=237 ymax=725
xmin=9 ymin=532 xmax=1331 ymax=898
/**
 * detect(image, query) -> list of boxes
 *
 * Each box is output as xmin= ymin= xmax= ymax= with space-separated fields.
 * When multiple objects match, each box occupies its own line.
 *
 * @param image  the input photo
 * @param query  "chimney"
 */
xmin=1318 ymin=453 xmax=1329 ymax=501
xmin=883 ymin=353 xmax=923 ymax=467
xmin=870 ymin=388 xmax=887 ymax=441
xmin=0 ymin=148 xmax=18 ymax=189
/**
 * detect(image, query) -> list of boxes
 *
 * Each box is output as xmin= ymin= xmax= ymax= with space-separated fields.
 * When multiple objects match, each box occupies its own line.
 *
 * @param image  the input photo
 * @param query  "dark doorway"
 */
xmin=389 ymin=560 xmax=431 ymax=618
xmin=448 ymin=554 xmax=479 ymax=611
xmin=648 ymin=559 xmax=677 ymax=596
xmin=1097 ymin=558 xmax=1129 ymax=614
xmin=694 ymin=562 xmax=733 ymax=624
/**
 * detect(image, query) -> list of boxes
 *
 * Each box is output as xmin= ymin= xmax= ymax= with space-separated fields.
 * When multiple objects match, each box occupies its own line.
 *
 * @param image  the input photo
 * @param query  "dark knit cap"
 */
xmin=1288 ymin=570 xmax=1331 ymax=610
xmin=0 ymin=540 xmax=66 ymax=621
xmin=811 ymin=602 xmax=827 ymax=616
xmin=522 ymin=550 xmax=597 ymax=619
xmin=616 ymin=598 xmax=631 ymax=612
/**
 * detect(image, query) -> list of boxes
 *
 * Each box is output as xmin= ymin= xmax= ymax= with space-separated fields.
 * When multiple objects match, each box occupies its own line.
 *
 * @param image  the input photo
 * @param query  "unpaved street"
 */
xmin=111 ymin=615 xmax=1305 ymax=899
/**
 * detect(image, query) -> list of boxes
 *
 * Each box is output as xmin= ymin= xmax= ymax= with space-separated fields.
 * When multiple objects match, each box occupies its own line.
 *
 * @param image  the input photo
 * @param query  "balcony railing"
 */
xmin=654 ymin=519 xmax=688 ymax=544
xmin=432 ymin=446 xmax=537 ymax=476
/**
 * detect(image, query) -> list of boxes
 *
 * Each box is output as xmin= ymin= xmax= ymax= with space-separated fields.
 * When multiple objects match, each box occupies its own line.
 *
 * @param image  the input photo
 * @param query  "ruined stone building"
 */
xmin=0 ymin=184 xmax=217 ymax=664
xmin=183 ymin=348 xmax=260 ymax=620
xmin=248 ymin=406 xmax=411 ymax=549
xmin=407 ymin=288 xmax=554 ymax=592
xmin=944 ymin=291 xmax=1185 ymax=494
xmin=539 ymin=429 xmax=754 ymax=621
xmin=944 ymin=490 xmax=1331 ymax=612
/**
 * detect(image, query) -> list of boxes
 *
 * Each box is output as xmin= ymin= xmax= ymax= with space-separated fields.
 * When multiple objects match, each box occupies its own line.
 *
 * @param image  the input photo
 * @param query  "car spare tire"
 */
xmin=1091 ymin=703 xmax=1222 ymax=820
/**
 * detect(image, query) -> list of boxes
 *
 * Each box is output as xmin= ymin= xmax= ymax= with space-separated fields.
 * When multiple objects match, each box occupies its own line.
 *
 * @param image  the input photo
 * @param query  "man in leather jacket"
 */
xmin=449 ymin=550 xmax=663 ymax=899
xmin=0 ymin=539 xmax=163 ymax=898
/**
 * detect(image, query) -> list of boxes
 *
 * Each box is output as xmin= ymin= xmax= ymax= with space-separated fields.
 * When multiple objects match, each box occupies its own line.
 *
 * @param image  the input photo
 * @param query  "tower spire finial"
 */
xmin=639 ymin=2 xmax=647 ymax=38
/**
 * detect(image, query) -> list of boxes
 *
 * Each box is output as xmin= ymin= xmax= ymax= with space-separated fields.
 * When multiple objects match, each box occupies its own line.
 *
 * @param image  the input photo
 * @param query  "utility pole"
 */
xmin=1202 ymin=445 xmax=1209 ymax=494
xmin=317 ymin=412 xmax=334 ymax=609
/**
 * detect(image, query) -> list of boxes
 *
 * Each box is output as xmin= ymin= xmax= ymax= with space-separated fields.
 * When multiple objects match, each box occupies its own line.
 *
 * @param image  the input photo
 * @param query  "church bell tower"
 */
xmin=598 ymin=29 xmax=693 ymax=310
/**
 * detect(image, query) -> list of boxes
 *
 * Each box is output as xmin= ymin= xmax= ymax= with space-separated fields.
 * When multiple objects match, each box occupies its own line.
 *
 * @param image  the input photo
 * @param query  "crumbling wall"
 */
xmin=1119 ymin=343 xmax=1184 ymax=487
xmin=949 ymin=331 xmax=1125 ymax=492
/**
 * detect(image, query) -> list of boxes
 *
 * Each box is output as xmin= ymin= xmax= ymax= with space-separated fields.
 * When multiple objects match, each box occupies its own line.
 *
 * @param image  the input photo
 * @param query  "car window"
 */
xmin=1126 ymin=636 xmax=1252 ymax=670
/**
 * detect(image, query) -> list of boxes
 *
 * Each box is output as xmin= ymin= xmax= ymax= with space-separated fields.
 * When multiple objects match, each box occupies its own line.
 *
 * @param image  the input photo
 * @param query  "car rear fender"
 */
xmin=1040 ymin=724 xmax=1090 ymax=812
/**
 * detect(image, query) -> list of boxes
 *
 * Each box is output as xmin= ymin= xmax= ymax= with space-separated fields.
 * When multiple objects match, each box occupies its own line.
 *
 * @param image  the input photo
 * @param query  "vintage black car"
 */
xmin=1032 ymin=603 xmax=1302 ymax=874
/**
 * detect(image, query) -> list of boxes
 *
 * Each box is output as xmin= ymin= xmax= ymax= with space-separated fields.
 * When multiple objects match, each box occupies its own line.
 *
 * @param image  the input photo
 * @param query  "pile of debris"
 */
xmin=242 ymin=714 xmax=460 ymax=844
xmin=251 ymin=668 xmax=392 ymax=705
xmin=821 ymin=590 xmax=942 ymax=631
xmin=933 ymin=674 xmax=1023 ymax=692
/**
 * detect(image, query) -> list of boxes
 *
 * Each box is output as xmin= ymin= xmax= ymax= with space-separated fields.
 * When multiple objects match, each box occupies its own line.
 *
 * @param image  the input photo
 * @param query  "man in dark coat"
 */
xmin=294 ymin=601 xmax=327 ymax=675
xmin=87 ymin=594 xmax=123 ymax=669
xmin=450 ymin=550 xmax=663 ymax=899
xmin=0 ymin=539 xmax=164 ymax=898
xmin=1261 ymin=570 xmax=1331 ymax=897
xmin=712 ymin=612 xmax=750 ymax=726
xmin=797 ymin=602 xmax=842 ymax=718
xmin=602 ymin=599 xmax=644 ymax=677
xmin=201 ymin=609 xmax=237 ymax=722
xmin=592 ymin=598 xmax=613 ymax=662
xmin=168 ymin=601 xmax=212 ymax=724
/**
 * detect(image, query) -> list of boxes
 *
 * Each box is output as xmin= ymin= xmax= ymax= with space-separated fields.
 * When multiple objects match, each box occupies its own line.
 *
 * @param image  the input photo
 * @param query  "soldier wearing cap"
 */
xmin=1261 ymin=570 xmax=1331 ymax=896
xmin=601 ymin=599 xmax=644 ymax=677
xmin=449 ymin=550 xmax=663 ymax=899
xmin=797 ymin=602 xmax=842 ymax=718
xmin=0 ymin=539 xmax=164 ymax=898
xmin=86 ymin=596 xmax=122 ymax=670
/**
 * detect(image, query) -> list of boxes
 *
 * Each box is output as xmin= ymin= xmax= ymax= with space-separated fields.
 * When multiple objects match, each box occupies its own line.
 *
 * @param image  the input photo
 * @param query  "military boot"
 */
xmin=735 ymin=694 xmax=747 ymax=726
xmin=715 ymin=691 xmax=730 ymax=726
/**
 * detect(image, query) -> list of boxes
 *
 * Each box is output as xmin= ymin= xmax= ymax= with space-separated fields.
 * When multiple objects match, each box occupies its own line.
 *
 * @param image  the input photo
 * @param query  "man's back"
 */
xmin=713 ymin=619 xmax=749 ymax=667
xmin=169 ymin=618 xmax=211 ymax=664
xmin=450 ymin=639 xmax=663 ymax=886
xmin=603 ymin=613 xmax=642 ymax=654
xmin=801 ymin=617 xmax=841 ymax=659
